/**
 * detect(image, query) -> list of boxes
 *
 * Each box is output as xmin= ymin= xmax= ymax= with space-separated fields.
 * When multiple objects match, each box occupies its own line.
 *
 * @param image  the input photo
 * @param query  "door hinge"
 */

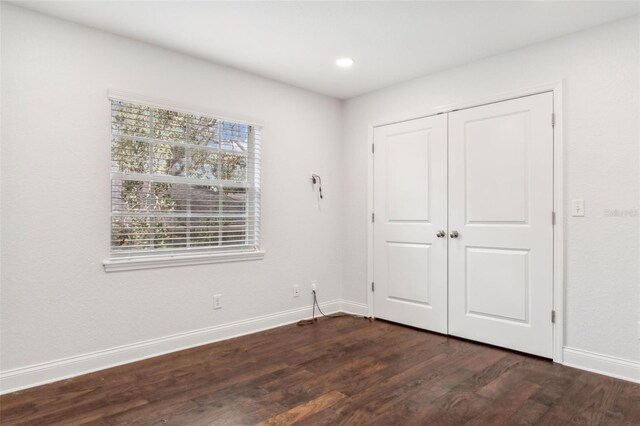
xmin=551 ymin=310 xmax=556 ymax=323
xmin=551 ymin=113 xmax=555 ymax=127
xmin=552 ymin=211 xmax=556 ymax=225
xmin=372 ymin=144 xmax=375 ymax=154
xmin=372 ymin=212 xmax=375 ymax=223
xmin=371 ymin=282 xmax=375 ymax=292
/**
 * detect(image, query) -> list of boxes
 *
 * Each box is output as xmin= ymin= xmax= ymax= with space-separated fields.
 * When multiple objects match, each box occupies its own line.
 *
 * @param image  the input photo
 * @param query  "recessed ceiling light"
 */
xmin=336 ymin=57 xmax=354 ymax=68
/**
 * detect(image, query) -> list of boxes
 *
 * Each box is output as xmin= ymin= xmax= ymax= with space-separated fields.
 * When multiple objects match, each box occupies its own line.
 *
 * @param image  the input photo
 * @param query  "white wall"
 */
xmin=0 ymin=4 xmax=344 ymax=378
xmin=342 ymin=16 xmax=640 ymax=363
xmin=2 ymin=4 xmax=639 ymax=391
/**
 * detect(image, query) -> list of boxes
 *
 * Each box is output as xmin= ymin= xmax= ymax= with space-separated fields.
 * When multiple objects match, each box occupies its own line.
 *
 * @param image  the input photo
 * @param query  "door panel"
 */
xmin=448 ymin=92 xmax=554 ymax=358
xmin=373 ymin=115 xmax=448 ymax=333
xmin=387 ymin=243 xmax=430 ymax=304
xmin=386 ymin=132 xmax=430 ymax=221
xmin=465 ymin=112 xmax=529 ymax=224
xmin=466 ymin=247 xmax=529 ymax=322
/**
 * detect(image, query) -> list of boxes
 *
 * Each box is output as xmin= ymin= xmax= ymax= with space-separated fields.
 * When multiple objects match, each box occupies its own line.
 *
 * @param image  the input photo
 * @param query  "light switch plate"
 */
xmin=572 ymin=199 xmax=585 ymax=217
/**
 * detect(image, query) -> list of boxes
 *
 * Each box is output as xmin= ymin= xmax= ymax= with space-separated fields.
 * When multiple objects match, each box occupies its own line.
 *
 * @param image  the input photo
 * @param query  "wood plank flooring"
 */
xmin=1 ymin=316 xmax=639 ymax=425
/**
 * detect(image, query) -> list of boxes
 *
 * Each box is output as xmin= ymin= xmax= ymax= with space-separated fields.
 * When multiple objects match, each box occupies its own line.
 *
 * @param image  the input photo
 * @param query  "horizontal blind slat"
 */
xmin=111 ymin=245 xmax=258 ymax=257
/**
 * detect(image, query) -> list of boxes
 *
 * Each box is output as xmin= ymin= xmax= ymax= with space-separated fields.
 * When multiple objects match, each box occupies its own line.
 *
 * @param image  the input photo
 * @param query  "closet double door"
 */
xmin=372 ymin=92 xmax=554 ymax=358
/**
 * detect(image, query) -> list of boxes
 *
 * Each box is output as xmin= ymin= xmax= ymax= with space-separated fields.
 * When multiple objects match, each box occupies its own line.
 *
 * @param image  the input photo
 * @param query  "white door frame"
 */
xmin=366 ymin=81 xmax=565 ymax=363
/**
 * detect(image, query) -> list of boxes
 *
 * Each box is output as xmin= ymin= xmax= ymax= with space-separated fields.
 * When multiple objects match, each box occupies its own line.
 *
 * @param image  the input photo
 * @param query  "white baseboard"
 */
xmin=10 ymin=304 xmax=635 ymax=395
xmin=1 ymin=299 xmax=361 ymax=395
xmin=340 ymin=300 xmax=369 ymax=316
xmin=562 ymin=347 xmax=640 ymax=383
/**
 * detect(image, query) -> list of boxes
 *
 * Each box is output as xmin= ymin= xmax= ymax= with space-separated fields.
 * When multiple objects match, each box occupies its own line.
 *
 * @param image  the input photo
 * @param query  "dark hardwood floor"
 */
xmin=1 ymin=316 xmax=639 ymax=425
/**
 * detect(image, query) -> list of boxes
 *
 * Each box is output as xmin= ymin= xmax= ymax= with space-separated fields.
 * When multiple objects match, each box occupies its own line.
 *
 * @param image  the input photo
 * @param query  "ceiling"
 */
xmin=13 ymin=1 xmax=640 ymax=99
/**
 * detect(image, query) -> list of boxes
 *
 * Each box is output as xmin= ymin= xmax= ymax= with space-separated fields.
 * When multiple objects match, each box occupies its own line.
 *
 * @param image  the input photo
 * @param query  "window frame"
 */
xmin=103 ymin=90 xmax=264 ymax=272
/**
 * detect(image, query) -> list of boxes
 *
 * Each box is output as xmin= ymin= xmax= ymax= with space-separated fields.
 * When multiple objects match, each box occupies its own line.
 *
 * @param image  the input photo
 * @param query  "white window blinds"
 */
xmin=110 ymin=99 xmax=261 ymax=258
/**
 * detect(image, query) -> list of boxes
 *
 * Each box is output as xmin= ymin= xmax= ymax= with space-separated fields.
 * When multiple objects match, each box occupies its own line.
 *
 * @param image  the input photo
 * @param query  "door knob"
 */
xmin=450 ymin=230 xmax=459 ymax=239
xmin=436 ymin=230 xmax=446 ymax=238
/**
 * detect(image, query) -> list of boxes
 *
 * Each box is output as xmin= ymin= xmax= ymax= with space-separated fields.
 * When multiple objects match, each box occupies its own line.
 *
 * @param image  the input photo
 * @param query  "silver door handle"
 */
xmin=436 ymin=230 xmax=446 ymax=238
xmin=450 ymin=230 xmax=459 ymax=239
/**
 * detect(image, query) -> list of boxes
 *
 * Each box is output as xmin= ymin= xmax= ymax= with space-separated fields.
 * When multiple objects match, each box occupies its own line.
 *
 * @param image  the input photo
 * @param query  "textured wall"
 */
xmin=0 ymin=5 xmax=343 ymax=371
xmin=341 ymin=17 xmax=640 ymax=361
xmin=2 ymin=4 xmax=639 ymax=380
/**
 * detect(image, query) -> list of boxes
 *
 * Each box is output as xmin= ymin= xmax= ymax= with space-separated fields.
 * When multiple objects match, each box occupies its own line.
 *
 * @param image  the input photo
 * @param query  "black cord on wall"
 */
xmin=312 ymin=174 xmax=323 ymax=199
xmin=297 ymin=290 xmax=369 ymax=326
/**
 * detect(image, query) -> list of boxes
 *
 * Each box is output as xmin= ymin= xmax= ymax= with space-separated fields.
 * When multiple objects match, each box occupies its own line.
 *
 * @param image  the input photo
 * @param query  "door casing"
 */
xmin=366 ymin=81 xmax=565 ymax=363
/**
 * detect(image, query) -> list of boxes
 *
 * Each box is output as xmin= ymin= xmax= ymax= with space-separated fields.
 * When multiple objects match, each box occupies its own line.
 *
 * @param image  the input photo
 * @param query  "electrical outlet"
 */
xmin=293 ymin=285 xmax=300 ymax=297
xmin=213 ymin=294 xmax=222 ymax=310
xmin=311 ymin=280 xmax=317 ymax=292
xmin=572 ymin=199 xmax=585 ymax=217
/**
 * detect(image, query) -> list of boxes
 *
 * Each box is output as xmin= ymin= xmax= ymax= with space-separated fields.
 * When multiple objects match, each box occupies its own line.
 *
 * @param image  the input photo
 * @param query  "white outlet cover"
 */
xmin=213 ymin=294 xmax=222 ymax=309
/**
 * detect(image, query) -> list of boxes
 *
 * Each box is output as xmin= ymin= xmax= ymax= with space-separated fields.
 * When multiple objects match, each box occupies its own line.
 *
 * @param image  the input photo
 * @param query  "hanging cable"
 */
xmin=297 ymin=290 xmax=369 ymax=326
xmin=311 ymin=174 xmax=323 ymax=199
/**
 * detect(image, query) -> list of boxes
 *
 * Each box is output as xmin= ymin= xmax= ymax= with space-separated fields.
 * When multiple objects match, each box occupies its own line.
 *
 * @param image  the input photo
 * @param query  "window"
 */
xmin=105 ymin=96 xmax=262 ymax=271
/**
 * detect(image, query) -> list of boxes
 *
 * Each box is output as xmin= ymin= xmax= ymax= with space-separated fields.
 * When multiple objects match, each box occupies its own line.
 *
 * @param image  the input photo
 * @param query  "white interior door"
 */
xmin=448 ymin=92 xmax=554 ymax=357
xmin=373 ymin=115 xmax=448 ymax=333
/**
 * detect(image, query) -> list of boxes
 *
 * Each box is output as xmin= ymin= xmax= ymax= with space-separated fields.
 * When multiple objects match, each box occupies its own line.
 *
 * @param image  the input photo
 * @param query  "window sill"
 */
xmin=103 ymin=251 xmax=265 ymax=272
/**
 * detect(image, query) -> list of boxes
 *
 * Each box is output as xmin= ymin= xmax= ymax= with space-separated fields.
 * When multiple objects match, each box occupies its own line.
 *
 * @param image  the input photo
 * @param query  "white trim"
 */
xmin=103 ymin=250 xmax=265 ymax=272
xmin=340 ymin=300 xmax=369 ymax=316
xmin=551 ymin=82 xmax=565 ymax=363
xmin=366 ymin=125 xmax=375 ymax=318
xmin=369 ymin=81 xmax=564 ymax=129
xmin=366 ymin=81 xmax=565 ymax=362
xmin=563 ymin=347 xmax=640 ymax=384
xmin=1 ymin=299 xmax=357 ymax=394
xmin=3 ymin=299 xmax=634 ymax=394
xmin=107 ymin=89 xmax=264 ymax=127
